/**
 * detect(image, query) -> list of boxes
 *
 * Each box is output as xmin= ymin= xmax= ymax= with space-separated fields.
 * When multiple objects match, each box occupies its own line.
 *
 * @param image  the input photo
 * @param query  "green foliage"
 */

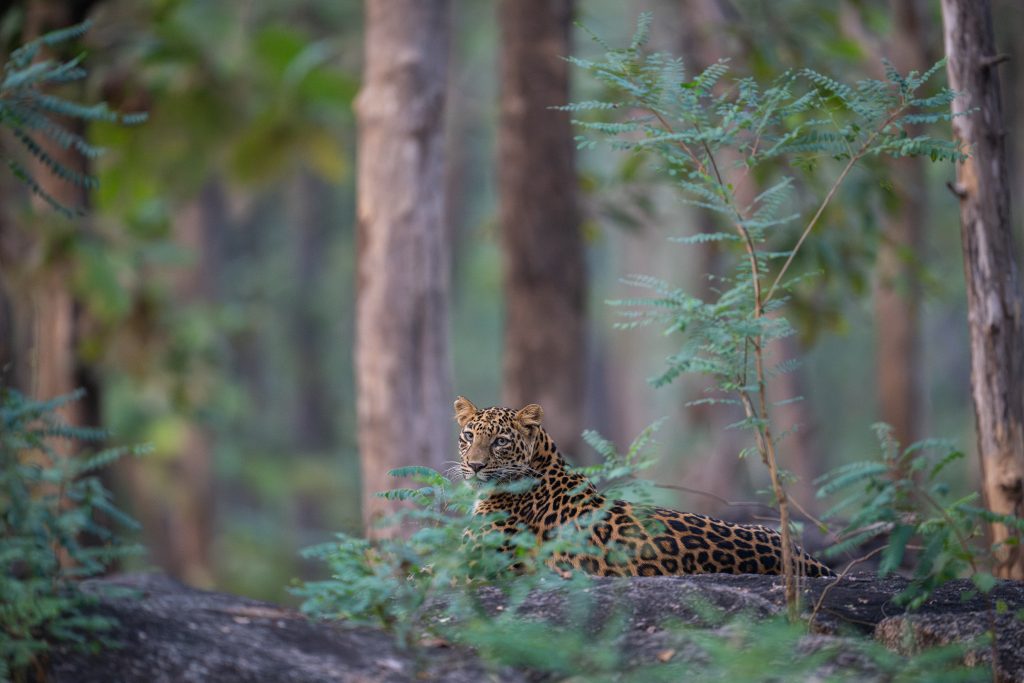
xmin=566 ymin=12 xmax=962 ymax=410
xmin=0 ymin=387 xmax=147 ymax=681
xmin=817 ymin=424 xmax=1023 ymax=608
xmin=0 ymin=20 xmax=145 ymax=216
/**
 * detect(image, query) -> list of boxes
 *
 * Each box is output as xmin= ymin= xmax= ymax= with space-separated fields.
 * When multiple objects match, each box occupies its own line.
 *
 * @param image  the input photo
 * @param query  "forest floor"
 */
xmin=50 ymin=572 xmax=1024 ymax=682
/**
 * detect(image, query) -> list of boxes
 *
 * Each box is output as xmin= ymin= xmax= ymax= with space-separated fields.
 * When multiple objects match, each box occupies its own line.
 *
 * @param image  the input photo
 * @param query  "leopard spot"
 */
xmin=661 ymin=558 xmax=679 ymax=573
xmin=619 ymin=523 xmax=645 ymax=539
xmin=640 ymin=543 xmax=658 ymax=561
xmin=638 ymin=563 xmax=661 ymax=576
xmin=580 ymin=557 xmax=600 ymax=574
xmin=593 ymin=522 xmax=613 ymax=545
xmin=666 ymin=519 xmax=689 ymax=534
xmin=681 ymin=555 xmax=697 ymax=572
xmin=754 ymin=530 xmax=770 ymax=543
xmin=682 ymin=535 xmax=710 ymax=550
xmin=654 ymin=536 xmax=679 ymax=555
xmin=734 ymin=539 xmax=753 ymax=550
xmin=738 ymin=559 xmax=759 ymax=573
xmin=710 ymin=523 xmax=731 ymax=536
xmin=755 ymin=544 xmax=773 ymax=555
xmin=712 ymin=550 xmax=735 ymax=566
xmin=734 ymin=528 xmax=753 ymax=541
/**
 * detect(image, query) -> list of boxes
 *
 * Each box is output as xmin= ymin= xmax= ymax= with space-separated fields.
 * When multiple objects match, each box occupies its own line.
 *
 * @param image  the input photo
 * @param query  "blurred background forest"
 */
xmin=1 ymin=0 xmax=1022 ymax=603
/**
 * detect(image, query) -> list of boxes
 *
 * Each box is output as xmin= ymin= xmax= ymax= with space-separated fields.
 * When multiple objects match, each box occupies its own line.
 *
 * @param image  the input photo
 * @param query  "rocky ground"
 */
xmin=49 ymin=572 xmax=1024 ymax=682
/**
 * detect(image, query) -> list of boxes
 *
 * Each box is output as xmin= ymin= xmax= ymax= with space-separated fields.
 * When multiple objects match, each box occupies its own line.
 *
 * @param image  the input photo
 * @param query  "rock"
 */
xmin=49 ymin=573 xmax=525 ymax=683
xmin=47 ymin=572 xmax=1024 ymax=682
xmin=876 ymin=611 xmax=1024 ymax=683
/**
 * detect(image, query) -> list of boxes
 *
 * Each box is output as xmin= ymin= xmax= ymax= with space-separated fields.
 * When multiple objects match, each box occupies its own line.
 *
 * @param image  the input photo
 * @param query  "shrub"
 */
xmin=0 ymin=387 xmax=146 ymax=681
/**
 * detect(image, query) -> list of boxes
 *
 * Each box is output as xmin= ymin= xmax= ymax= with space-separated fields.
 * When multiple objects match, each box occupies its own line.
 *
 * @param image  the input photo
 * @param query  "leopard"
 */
xmin=454 ymin=396 xmax=834 ymax=578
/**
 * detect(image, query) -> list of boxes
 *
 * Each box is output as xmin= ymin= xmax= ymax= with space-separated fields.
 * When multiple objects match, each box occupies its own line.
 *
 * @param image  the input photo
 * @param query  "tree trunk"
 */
xmin=941 ymin=0 xmax=1024 ymax=579
xmin=355 ymin=0 xmax=453 ymax=537
xmin=126 ymin=181 xmax=224 ymax=587
xmin=21 ymin=0 xmax=92 ymax=425
xmin=874 ymin=0 xmax=928 ymax=451
xmin=291 ymin=170 xmax=335 ymax=452
xmin=498 ymin=0 xmax=586 ymax=457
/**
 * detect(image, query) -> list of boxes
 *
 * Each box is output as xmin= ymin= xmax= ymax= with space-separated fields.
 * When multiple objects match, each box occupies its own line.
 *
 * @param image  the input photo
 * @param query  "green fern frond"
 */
xmin=0 ymin=20 xmax=145 ymax=214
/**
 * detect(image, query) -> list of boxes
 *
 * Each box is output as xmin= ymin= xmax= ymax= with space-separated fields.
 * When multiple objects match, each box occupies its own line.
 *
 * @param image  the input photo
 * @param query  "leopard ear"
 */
xmin=454 ymin=396 xmax=479 ymax=427
xmin=515 ymin=403 xmax=543 ymax=429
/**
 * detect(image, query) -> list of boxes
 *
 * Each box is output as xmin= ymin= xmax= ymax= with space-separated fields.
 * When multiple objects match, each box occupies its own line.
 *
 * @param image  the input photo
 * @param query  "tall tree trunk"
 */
xmin=127 ymin=181 xmax=224 ymax=587
xmin=498 ymin=0 xmax=586 ymax=457
xmin=355 ymin=0 xmax=453 ymax=537
xmin=941 ymin=0 xmax=1024 ymax=579
xmin=291 ymin=170 xmax=335 ymax=452
xmin=22 ymin=0 xmax=91 ymax=424
xmin=874 ymin=0 xmax=928 ymax=451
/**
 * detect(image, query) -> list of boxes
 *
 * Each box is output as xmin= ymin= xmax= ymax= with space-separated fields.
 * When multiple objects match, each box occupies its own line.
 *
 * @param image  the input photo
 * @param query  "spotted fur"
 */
xmin=454 ymin=397 xmax=834 ymax=578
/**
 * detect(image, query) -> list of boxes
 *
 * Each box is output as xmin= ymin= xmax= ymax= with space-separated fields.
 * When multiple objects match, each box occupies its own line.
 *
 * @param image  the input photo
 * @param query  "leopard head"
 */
xmin=453 ymin=396 xmax=543 ymax=483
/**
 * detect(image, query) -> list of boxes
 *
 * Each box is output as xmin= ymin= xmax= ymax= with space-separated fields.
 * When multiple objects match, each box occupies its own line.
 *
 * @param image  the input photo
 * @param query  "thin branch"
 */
xmin=650 ymin=109 xmax=707 ymax=175
xmin=788 ymin=495 xmax=832 ymax=537
xmin=653 ymin=483 xmax=777 ymax=514
xmin=808 ymin=544 xmax=888 ymax=629
xmin=764 ymin=107 xmax=904 ymax=304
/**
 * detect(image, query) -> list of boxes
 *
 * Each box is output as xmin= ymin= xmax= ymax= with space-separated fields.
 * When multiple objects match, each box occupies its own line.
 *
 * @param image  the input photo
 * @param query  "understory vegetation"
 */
xmin=0 ymin=388 xmax=145 ymax=681
xmin=297 ymin=442 xmax=984 ymax=681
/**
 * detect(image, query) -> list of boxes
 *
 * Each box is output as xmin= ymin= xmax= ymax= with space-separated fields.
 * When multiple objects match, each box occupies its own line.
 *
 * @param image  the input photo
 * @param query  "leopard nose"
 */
xmin=469 ymin=462 xmax=485 ymax=473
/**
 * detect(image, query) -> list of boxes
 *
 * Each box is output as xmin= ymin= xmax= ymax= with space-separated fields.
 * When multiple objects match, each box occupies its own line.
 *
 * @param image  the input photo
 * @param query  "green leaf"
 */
xmin=971 ymin=572 xmax=997 ymax=594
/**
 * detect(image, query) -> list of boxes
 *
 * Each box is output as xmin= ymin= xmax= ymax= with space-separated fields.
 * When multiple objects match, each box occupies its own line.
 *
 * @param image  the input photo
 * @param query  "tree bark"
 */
xmin=21 ymin=0 xmax=92 ymax=424
xmin=498 ymin=0 xmax=586 ymax=457
xmin=291 ymin=170 xmax=335 ymax=452
xmin=941 ymin=0 xmax=1024 ymax=579
xmin=874 ymin=0 xmax=928 ymax=451
xmin=355 ymin=0 xmax=453 ymax=537
xmin=126 ymin=181 xmax=224 ymax=587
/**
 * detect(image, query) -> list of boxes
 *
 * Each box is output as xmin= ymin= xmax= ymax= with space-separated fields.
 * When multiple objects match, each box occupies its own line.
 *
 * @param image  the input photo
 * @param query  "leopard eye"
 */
xmin=493 ymin=436 xmax=510 ymax=448
xmin=461 ymin=430 xmax=473 ymax=441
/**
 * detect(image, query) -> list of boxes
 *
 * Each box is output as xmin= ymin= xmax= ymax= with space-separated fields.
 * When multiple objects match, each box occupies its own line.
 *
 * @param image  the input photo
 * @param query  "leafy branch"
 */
xmin=0 ymin=20 xmax=145 ymax=216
